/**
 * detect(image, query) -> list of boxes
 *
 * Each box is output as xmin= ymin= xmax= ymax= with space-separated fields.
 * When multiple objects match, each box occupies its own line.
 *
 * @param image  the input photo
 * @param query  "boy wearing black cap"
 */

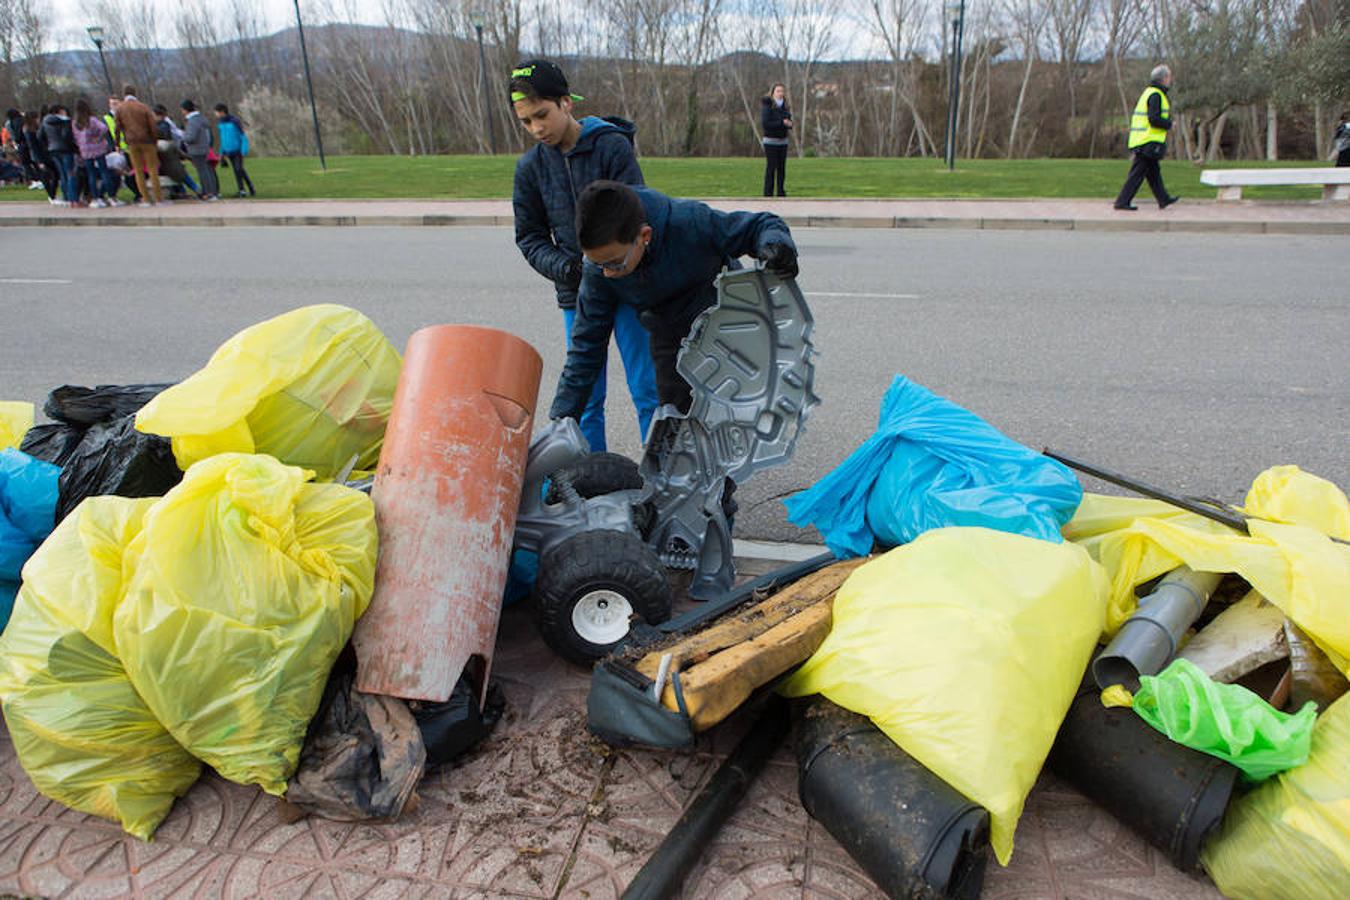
xmin=510 ymin=58 xmax=658 ymax=454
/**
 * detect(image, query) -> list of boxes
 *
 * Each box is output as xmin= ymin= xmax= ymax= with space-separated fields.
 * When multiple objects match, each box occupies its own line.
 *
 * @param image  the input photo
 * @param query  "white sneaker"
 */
xmin=90 ymin=198 xmax=108 ymax=208
xmin=28 ymin=180 xmax=43 ymax=190
xmin=109 ymin=198 xmax=127 ymax=207
xmin=49 ymin=198 xmax=67 ymax=207
xmin=136 ymin=200 xmax=153 ymax=208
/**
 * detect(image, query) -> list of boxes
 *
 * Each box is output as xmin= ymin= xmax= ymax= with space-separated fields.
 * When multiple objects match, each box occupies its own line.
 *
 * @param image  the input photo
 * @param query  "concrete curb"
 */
xmin=3 ymin=211 xmax=1347 ymax=235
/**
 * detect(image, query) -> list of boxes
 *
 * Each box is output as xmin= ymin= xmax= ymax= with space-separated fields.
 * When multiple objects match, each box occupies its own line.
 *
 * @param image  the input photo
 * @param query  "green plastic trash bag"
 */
xmin=1128 ymin=658 xmax=1317 ymax=782
xmin=1202 ymin=693 xmax=1350 ymax=899
xmin=781 ymin=527 xmax=1109 ymax=865
xmin=134 ymin=304 xmax=402 ymax=480
xmin=113 ymin=453 xmax=378 ymax=796
xmin=0 ymin=497 xmax=201 ymax=840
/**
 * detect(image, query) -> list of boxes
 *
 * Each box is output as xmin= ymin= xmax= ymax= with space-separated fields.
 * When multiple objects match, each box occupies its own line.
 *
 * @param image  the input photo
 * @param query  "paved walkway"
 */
xmin=1 ymin=196 xmax=1346 ymax=233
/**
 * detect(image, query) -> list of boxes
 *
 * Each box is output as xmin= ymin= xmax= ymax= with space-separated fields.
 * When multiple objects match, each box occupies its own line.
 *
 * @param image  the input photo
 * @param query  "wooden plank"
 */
xmin=662 ymin=595 xmax=837 ymax=731
xmin=1179 ymin=590 xmax=1288 ymax=683
xmin=632 ymin=557 xmax=867 ymax=679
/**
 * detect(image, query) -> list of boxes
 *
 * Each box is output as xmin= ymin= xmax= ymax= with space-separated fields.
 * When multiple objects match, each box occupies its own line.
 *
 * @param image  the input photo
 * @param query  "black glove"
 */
xmin=762 ymin=242 xmax=798 ymax=279
xmin=563 ymin=258 xmax=583 ymax=290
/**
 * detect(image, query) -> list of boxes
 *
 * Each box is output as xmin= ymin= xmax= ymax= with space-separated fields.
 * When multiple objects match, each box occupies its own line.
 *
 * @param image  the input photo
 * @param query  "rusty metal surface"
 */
xmin=353 ymin=324 xmax=542 ymax=703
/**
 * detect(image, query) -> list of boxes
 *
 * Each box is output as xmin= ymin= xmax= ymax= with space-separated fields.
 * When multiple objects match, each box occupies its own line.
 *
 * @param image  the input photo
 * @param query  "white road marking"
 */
xmin=808 ymin=291 xmax=920 ymax=299
xmin=0 ymin=277 xmax=72 ymax=284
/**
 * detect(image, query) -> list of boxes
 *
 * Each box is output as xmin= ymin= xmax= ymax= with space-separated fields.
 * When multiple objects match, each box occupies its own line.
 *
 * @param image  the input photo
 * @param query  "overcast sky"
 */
xmin=46 ymin=0 xmax=383 ymax=51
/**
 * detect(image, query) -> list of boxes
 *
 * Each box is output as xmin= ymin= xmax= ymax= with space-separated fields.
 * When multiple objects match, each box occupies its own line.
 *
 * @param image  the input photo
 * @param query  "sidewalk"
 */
xmin=2 ymin=196 xmax=1346 ymax=234
xmin=0 ymin=545 xmax=1224 ymax=900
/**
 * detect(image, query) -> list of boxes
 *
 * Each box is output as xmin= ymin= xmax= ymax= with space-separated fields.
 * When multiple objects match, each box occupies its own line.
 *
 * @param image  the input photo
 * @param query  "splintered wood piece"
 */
xmin=664 ymin=595 xmax=837 ymax=731
xmin=634 ymin=557 xmax=866 ymax=679
xmin=1178 ymin=590 xmax=1288 ymax=683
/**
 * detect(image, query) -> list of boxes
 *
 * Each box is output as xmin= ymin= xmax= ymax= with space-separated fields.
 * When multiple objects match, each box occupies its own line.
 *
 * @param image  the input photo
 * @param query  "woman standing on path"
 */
xmin=760 ymin=83 xmax=792 ymax=197
xmin=72 ymin=99 xmax=112 ymax=208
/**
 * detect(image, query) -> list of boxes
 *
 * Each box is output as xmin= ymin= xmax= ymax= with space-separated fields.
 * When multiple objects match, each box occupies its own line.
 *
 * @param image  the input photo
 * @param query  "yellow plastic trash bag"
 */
xmin=0 ymin=401 xmax=34 ymax=449
xmin=1064 ymin=467 xmax=1350 ymax=675
xmin=134 ymin=305 xmax=402 ymax=479
xmin=780 ymin=527 xmax=1109 ymax=865
xmin=113 ymin=453 xmax=378 ymax=795
xmin=1201 ymin=693 xmax=1350 ymax=899
xmin=0 ymin=497 xmax=201 ymax=840
xmin=1242 ymin=465 xmax=1350 ymax=541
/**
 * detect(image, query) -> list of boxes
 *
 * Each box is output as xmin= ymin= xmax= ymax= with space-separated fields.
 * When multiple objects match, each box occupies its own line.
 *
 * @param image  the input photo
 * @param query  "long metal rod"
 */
xmin=294 ymin=0 xmax=327 ymax=171
xmin=944 ymin=1 xmax=965 ymax=171
xmin=475 ymin=25 xmax=497 ymax=155
xmin=1045 ymin=449 xmax=1349 ymax=545
xmin=94 ymin=42 xmax=114 ymax=97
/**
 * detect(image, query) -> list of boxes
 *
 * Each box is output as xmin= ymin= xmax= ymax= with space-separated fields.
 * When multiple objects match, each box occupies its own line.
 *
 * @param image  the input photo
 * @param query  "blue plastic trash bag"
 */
xmin=0 ymin=448 xmax=61 ymax=629
xmin=785 ymin=376 xmax=1083 ymax=558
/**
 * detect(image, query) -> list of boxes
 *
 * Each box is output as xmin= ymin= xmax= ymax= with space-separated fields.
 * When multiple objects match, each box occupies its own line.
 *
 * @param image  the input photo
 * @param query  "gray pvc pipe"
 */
xmin=1092 ymin=566 xmax=1224 ymax=690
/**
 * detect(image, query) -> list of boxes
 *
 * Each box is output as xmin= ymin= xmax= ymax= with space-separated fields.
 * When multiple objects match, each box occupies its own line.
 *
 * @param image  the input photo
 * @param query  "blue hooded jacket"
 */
xmin=513 ymin=116 xmax=643 ymax=309
xmin=549 ymin=188 xmax=795 ymax=421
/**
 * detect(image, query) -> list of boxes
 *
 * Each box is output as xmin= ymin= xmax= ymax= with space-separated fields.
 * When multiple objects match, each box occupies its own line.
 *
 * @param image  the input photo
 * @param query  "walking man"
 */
xmin=511 ymin=59 xmax=658 ymax=453
xmin=1114 ymin=64 xmax=1180 ymax=211
xmin=114 ymin=86 xmax=162 ymax=206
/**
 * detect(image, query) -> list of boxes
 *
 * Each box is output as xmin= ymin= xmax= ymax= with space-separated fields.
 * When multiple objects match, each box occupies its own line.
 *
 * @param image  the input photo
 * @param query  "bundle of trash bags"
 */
xmin=0 ymin=447 xmax=59 ymax=630
xmin=785 ymin=375 xmax=1082 ymax=557
xmin=0 ymin=453 xmax=378 ymax=839
xmin=135 ymin=304 xmax=402 ymax=480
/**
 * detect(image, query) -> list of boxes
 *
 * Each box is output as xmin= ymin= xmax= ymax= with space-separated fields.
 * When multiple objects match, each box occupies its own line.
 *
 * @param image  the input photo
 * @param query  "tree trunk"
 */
xmin=1006 ymin=55 xmax=1036 ymax=158
xmin=1205 ymin=109 xmax=1230 ymax=163
xmin=1313 ymin=99 xmax=1324 ymax=158
xmin=1265 ymin=100 xmax=1277 ymax=160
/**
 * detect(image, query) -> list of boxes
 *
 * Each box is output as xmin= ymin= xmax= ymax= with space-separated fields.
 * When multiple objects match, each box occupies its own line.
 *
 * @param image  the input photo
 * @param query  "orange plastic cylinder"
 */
xmin=353 ymin=324 xmax=542 ymax=702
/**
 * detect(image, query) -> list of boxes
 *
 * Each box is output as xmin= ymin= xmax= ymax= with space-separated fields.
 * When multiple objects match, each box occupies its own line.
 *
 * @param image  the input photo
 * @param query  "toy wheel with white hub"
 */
xmin=534 ymin=530 xmax=671 ymax=665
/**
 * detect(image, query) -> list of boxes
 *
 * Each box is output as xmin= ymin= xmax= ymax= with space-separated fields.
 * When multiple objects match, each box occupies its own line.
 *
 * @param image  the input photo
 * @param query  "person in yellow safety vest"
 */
xmin=1114 ymin=64 xmax=1180 ymax=211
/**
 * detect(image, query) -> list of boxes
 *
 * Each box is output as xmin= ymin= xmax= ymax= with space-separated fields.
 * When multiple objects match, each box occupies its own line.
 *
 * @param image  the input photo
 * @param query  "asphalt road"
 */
xmin=2 ymin=226 xmax=1346 ymax=541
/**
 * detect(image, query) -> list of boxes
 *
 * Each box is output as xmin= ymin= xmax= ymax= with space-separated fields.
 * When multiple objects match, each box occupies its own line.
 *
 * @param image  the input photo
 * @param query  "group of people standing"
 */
xmin=2 ymin=86 xmax=255 ymax=208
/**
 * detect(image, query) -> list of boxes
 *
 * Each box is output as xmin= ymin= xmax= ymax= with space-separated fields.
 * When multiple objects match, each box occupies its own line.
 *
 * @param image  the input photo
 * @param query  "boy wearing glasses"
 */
xmin=510 ymin=59 xmax=658 ymax=453
xmin=549 ymin=180 xmax=799 ymax=424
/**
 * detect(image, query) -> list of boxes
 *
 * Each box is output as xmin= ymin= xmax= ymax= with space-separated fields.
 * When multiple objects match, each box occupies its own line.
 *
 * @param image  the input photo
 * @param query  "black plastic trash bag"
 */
xmin=286 ymin=666 xmax=426 ymax=822
xmin=411 ymin=675 xmax=506 ymax=772
xmin=20 ymin=384 xmax=181 ymax=522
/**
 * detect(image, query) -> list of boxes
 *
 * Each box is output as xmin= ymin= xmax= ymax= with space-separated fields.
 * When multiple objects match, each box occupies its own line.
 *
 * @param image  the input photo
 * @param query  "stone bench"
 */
xmin=1200 ymin=167 xmax=1350 ymax=201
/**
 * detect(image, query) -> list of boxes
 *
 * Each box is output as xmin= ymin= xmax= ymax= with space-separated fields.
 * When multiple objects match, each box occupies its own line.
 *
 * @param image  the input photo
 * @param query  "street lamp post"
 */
xmin=469 ymin=9 xmax=498 ymax=155
xmin=943 ymin=0 xmax=966 ymax=171
xmin=86 ymin=26 xmax=114 ymax=97
xmin=293 ymin=0 xmax=327 ymax=170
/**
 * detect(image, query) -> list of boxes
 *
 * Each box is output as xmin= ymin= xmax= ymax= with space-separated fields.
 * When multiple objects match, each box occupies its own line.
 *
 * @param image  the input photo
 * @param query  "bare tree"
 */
xmin=861 ymin=0 xmax=936 ymax=156
xmin=1003 ymin=0 xmax=1052 ymax=158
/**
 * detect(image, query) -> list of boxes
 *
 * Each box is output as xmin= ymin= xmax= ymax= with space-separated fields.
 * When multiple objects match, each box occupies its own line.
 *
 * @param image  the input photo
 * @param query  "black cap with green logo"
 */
xmin=509 ymin=59 xmax=585 ymax=104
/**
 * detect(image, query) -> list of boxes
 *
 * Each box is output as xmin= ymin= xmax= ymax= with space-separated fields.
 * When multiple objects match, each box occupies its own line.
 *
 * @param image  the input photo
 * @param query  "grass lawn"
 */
xmin=1 ymin=156 xmax=1331 ymax=202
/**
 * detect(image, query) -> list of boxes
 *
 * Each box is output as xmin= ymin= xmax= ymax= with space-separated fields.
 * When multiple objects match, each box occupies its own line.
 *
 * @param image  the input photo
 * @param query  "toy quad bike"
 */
xmin=513 ymin=267 xmax=818 ymax=664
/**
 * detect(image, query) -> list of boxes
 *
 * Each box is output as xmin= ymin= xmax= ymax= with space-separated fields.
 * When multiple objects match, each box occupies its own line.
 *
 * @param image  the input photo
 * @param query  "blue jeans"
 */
xmin=562 ymin=303 xmax=658 ymax=452
xmin=82 ymin=156 xmax=109 ymax=200
xmin=52 ymin=152 xmax=78 ymax=202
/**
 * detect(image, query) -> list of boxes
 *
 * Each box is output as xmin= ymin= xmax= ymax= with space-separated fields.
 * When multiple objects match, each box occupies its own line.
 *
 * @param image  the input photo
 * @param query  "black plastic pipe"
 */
xmin=1047 ymin=684 xmax=1239 ymax=870
xmin=793 ymin=697 xmax=990 ymax=899
xmin=622 ymin=696 xmax=790 ymax=900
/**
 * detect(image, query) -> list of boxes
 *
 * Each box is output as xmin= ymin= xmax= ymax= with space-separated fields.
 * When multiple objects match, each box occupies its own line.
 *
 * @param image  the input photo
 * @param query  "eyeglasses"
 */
xmin=587 ymin=240 xmax=641 ymax=272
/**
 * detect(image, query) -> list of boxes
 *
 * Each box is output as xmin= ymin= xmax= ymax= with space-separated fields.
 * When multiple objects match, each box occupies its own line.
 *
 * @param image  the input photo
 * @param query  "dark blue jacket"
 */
xmin=513 ymin=116 xmax=643 ymax=309
xmin=549 ymin=188 xmax=795 ymax=421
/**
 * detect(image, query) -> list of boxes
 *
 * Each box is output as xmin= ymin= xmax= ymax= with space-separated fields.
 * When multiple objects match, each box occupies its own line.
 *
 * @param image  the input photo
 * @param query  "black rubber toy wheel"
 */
xmin=544 ymin=452 xmax=643 ymax=503
xmin=535 ymin=530 xmax=672 ymax=666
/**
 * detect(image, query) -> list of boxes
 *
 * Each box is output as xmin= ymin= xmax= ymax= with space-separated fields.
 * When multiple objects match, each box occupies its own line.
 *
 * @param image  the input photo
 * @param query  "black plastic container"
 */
xmin=1047 ymin=684 xmax=1239 ymax=871
xmin=793 ymin=697 xmax=990 ymax=899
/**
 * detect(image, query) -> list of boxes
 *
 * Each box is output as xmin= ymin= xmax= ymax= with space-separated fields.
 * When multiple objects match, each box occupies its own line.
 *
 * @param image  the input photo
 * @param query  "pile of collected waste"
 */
xmin=1 ymin=293 xmax=1345 ymax=900
xmin=592 ymin=374 xmax=1349 ymax=899
xmin=0 ymin=305 xmax=510 ymax=838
